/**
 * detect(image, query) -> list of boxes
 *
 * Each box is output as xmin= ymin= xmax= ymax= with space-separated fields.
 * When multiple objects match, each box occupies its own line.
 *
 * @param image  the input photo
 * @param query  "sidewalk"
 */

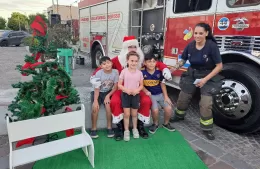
xmin=0 ymin=52 xmax=259 ymax=169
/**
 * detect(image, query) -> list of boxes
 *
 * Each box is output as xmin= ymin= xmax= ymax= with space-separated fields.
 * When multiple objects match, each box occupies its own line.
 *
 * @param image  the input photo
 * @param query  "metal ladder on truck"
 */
xmin=130 ymin=0 xmax=145 ymax=47
xmin=130 ymin=0 xmax=167 ymax=47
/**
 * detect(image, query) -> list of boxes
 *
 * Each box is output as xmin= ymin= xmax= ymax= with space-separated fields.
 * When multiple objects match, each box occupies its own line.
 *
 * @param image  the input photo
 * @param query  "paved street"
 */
xmin=0 ymin=47 xmax=260 ymax=169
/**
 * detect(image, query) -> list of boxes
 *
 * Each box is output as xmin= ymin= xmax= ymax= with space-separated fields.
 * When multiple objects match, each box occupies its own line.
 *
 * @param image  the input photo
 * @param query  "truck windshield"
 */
xmin=173 ymin=0 xmax=212 ymax=13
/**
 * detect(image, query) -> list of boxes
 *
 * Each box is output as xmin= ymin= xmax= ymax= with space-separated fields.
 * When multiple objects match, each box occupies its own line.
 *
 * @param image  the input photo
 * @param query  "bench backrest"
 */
xmin=7 ymin=104 xmax=85 ymax=142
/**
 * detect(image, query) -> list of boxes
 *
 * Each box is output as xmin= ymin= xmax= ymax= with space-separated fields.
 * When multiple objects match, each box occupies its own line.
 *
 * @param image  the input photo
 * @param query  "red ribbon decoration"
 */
xmin=30 ymin=62 xmax=44 ymax=69
xmin=30 ymin=15 xmax=47 ymax=36
xmin=41 ymin=107 xmax=46 ymax=115
xmin=65 ymin=107 xmax=74 ymax=137
xmin=16 ymin=138 xmax=35 ymax=148
xmin=56 ymin=95 xmax=69 ymax=100
xmin=21 ymin=62 xmax=33 ymax=76
xmin=35 ymin=52 xmax=42 ymax=61
xmin=21 ymin=52 xmax=42 ymax=76
xmin=65 ymin=107 xmax=73 ymax=112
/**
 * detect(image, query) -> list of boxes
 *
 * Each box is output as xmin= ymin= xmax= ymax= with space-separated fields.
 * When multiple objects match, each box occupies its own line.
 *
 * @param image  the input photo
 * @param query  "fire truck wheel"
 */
xmin=91 ymin=45 xmax=103 ymax=68
xmin=213 ymin=62 xmax=260 ymax=133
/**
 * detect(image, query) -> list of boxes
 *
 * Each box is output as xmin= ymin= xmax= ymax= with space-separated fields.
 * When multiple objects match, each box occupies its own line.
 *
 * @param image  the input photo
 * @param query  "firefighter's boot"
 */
xmin=114 ymin=121 xmax=124 ymax=141
xmin=199 ymin=95 xmax=215 ymax=140
xmin=137 ymin=120 xmax=149 ymax=139
xmin=203 ymin=131 xmax=215 ymax=140
xmin=170 ymin=91 xmax=192 ymax=122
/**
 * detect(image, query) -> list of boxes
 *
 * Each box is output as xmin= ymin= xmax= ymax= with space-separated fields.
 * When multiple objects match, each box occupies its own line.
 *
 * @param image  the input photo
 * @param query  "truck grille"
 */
xmin=215 ymin=36 xmax=260 ymax=52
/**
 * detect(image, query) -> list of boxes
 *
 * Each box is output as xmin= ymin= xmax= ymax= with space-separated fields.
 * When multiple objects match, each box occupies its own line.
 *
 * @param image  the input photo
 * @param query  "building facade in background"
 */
xmin=47 ymin=5 xmax=79 ymax=24
xmin=47 ymin=5 xmax=79 ymax=38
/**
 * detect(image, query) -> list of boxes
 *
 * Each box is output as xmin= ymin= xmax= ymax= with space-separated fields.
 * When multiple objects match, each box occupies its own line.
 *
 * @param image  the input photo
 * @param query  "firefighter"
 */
xmin=170 ymin=22 xmax=223 ymax=140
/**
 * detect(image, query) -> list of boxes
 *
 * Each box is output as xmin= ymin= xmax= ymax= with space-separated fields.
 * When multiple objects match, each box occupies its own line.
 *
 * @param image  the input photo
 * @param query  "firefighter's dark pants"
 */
xmin=175 ymin=67 xmax=222 ymax=131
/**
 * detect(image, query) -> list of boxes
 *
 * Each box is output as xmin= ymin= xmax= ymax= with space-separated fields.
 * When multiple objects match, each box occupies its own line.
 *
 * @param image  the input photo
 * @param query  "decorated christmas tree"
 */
xmin=7 ymin=16 xmax=80 ymax=146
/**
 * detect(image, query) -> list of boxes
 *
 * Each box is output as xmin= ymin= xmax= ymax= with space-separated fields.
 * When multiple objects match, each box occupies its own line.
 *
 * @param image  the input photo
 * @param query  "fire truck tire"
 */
xmin=91 ymin=45 xmax=103 ymax=68
xmin=213 ymin=62 xmax=260 ymax=133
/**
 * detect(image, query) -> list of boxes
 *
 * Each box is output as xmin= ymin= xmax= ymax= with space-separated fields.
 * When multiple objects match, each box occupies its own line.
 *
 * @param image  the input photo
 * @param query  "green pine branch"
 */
xmin=8 ymin=25 xmax=80 ymax=121
xmin=24 ymin=55 xmax=37 ymax=63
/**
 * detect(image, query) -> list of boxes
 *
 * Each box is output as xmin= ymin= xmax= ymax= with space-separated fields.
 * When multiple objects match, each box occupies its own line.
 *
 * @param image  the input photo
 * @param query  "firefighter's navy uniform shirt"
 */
xmin=181 ymin=39 xmax=222 ymax=69
xmin=141 ymin=68 xmax=164 ymax=95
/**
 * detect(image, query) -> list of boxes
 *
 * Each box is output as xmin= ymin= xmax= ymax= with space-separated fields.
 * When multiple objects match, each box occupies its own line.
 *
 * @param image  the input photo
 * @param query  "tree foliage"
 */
xmin=47 ymin=24 xmax=72 ymax=48
xmin=8 ymin=16 xmax=80 ymax=121
xmin=0 ymin=17 xmax=6 ymax=29
xmin=7 ymin=12 xmax=28 ymax=31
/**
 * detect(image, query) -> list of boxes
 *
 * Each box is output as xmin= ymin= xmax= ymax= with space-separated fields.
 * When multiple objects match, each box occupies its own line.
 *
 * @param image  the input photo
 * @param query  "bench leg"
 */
xmin=9 ymin=150 xmax=14 ymax=169
xmin=82 ymin=146 xmax=88 ymax=157
xmin=82 ymin=126 xmax=94 ymax=168
xmin=87 ymin=144 xmax=95 ymax=168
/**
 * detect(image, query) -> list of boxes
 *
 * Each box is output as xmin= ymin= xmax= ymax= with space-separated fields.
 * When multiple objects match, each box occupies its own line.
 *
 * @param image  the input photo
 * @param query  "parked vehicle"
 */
xmin=0 ymin=30 xmax=31 ymax=47
xmin=78 ymin=0 xmax=260 ymax=133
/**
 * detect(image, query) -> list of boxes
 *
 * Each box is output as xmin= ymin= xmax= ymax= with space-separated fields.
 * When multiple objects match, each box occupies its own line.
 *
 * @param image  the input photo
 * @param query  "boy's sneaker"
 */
xmin=149 ymin=124 xmax=159 ymax=134
xmin=124 ymin=130 xmax=130 ymax=141
xmin=132 ymin=128 xmax=139 ymax=138
xmin=90 ymin=130 xmax=99 ymax=138
xmin=107 ymin=129 xmax=115 ymax=138
xmin=162 ymin=123 xmax=176 ymax=132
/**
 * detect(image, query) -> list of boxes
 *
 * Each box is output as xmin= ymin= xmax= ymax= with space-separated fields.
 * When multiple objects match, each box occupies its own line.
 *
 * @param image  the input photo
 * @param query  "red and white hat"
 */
xmin=122 ymin=36 xmax=139 ymax=49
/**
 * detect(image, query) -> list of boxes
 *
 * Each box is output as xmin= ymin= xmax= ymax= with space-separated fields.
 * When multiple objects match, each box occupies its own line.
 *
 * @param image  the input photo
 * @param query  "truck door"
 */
xmin=79 ymin=7 xmax=91 ymax=53
xmin=164 ymin=0 xmax=217 ymax=77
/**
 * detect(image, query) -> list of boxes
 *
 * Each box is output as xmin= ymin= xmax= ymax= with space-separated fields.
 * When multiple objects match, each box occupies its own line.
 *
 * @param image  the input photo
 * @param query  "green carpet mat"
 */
xmin=33 ymin=129 xmax=208 ymax=169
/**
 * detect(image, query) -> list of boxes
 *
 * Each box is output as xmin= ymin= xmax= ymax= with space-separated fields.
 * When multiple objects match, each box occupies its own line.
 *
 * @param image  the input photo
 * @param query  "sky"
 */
xmin=0 ymin=0 xmax=79 ymax=20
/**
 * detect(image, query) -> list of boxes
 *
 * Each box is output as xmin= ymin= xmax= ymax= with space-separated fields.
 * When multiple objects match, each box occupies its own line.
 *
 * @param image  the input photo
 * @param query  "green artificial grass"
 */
xmin=33 ymin=129 xmax=208 ymax=169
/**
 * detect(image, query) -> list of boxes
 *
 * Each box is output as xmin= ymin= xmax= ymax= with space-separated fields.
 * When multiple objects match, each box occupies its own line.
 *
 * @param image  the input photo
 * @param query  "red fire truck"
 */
xmin=78 ymin=0 xmax=260 ymax=133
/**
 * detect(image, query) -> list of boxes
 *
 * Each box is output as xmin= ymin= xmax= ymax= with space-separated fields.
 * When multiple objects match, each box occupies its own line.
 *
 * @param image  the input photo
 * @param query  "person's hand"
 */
xmin=170 ymin=66 xmax=177 ymax=73
xmin=163 ymin=68 xmax=172 ymax=81
xmin=164 ymin=96 xmax=173 ymax=106
xmin=92 ymin=100 xmax=99 ymax=112
xmin=145 ymin=91 xmax=151 ymax=96
xmin=104 ymin=95 xmax=110 ymax=105
xmin=125 ymin=89 xmax=132 ymax=95
xmin=132 ymin=89 xmax=140 ymax=96
xmin=196 ymin=78 xmax=208 ymax=88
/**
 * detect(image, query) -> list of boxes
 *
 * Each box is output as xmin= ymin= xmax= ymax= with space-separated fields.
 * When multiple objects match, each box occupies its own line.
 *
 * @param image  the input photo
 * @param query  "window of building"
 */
xmin=227 ymin=0 xmax=260 ymax=7
xmin=173 ymin=0 xmax=212 ymax=13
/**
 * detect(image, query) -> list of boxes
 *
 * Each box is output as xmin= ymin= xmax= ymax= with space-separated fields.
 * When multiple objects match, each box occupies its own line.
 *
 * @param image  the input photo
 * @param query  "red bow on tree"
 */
xmin=30 ymin=15 xmax=47 ymax=36
xmin=21 ymin=15 xmax=45 ymax=76
xmin=56 ymin=95 xmax=69 ymax=100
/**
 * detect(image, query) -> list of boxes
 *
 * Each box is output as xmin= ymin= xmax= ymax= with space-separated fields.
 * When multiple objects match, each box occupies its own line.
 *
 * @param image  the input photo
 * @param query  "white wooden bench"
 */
xmin=6 ymin=104 xmax=95 ymax=169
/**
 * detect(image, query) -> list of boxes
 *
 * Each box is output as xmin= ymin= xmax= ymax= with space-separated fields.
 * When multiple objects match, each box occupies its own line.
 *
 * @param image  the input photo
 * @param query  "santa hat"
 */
xmin=122 ymin=36 xmax=139 ymax=49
